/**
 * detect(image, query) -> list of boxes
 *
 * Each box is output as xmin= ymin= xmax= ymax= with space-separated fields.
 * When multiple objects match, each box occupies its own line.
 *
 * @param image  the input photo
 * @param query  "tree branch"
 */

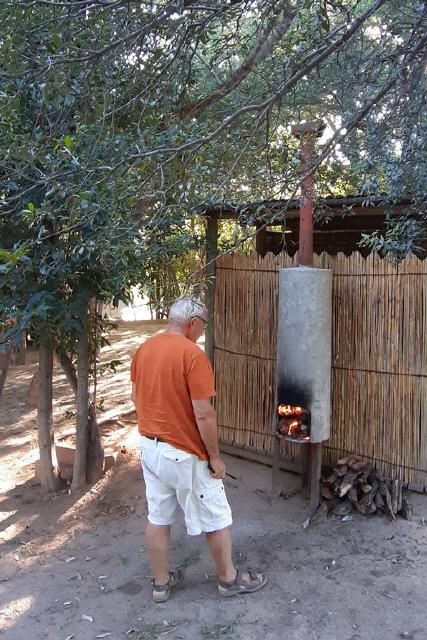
xmin=109 ymin=0 xmax=388 ymax=170
xmin=180 ymin=0 xmax=297 ymax=119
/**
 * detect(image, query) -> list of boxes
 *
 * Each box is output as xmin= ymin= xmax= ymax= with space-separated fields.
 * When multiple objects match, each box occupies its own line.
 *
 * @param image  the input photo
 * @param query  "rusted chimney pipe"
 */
xmin=291 ymin=122 xmax=323 ymax=267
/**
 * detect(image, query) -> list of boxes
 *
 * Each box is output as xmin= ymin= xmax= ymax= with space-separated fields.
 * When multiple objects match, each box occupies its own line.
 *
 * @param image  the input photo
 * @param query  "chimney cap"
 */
xmin=291 ymin=121 xmax=325 ymax=137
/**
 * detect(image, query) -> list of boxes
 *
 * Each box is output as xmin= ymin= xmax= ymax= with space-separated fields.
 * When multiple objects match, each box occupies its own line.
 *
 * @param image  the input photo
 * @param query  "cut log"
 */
xmin=325 ymin=497 xmax=341 ymax=512
xmin=361 ymin=483 xmax=373 ymax=494
xmin=343 ymin=470 xmax=359 ymax=483
xmin=375 ymin=491 xmax=385 ymax=511
xmin=338 ymin=479 xmax=352 ymax=498
xmin=379 ymin=481 xmax=395 ymax=520
xmin=348 ymin=487 xmax=359 ymax=504
xmin=400 ymin=495 xmax=412 ymax=521
xmin=332 ymin=499 xmax=352 ymax=517
xmin=356 ymin=493 xmax=377 ymax=515
xmin=312 ymin=500 xmax=329 ymax=524
xmin=321 ymin=485 xmax=334 ymax=500
xmin=390 ymin=479 xmax=402 ymax=514
xmin=331 ymin=477 xmax=342 ymax=494
xmin=358 ymin=464 xmax=374 ymax=483
xmin=333 ymin=465 xmax=348 ymax=477
xmin=349 ymin=459 xmax=368 ymax=471
xmin=320 ymin=457 xmax=413 ymax=522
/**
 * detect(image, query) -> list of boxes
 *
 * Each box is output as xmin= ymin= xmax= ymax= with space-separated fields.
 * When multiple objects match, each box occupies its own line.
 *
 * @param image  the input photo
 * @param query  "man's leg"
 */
xmin=145 ymin=522 xmax=171 ymax=585
xmin=206 ymin=527 xmax=267 ymax=594
xmin=206 ymin=527 xmax=236 ymax=582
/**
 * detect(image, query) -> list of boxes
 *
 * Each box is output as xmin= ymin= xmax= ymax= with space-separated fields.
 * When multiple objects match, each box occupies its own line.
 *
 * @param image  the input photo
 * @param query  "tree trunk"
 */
xmin=0 ymin=348 xmax=12 ymax=400
xmin=87 ymin=402 xmax=104 ymax=483
xmin=37 ymin=343 xmax=60 ymax=491
xmin=14 ymin=330 xmax=26 ymax=365
xmin=71 ymin=305 xmax=90 ymax=490
xmin=56 ymin=351 xmax=78 ymax=393
xmin=26 ymin=367 xmax=39 ymax=408
xmin=57 ymin=351 xmax=104 ymax=484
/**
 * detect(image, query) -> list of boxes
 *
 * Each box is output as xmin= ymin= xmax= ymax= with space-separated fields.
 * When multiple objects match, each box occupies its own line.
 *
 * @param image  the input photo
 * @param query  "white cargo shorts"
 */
xmin=139 ymin=436 xmax=233 ymax=536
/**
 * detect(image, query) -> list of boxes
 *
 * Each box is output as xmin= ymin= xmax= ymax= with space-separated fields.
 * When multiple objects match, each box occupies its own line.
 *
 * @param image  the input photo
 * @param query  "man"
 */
xmin=131 ymin=296 xmax=267 ymax=602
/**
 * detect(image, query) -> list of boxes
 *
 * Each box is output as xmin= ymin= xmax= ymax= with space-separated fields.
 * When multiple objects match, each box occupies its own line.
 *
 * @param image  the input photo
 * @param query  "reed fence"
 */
xmin=214 ymin=251 xmax=427 ymax=490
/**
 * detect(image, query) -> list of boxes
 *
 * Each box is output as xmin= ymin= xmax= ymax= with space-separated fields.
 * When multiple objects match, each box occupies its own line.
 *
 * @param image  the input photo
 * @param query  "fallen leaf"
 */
xmin=98 ymin=575 xmax=108 ymax=580
xmin=342 ymin=515 xmax=353 ymax=522
xmin=82 ymin=614 xmax=94 ymax=622
xmin=63 ymin=601 xmax=72 ymax=606
xmin=96 ymin=634 xmax=112 ymax=638
xmin=65 ymin=635 xmax=74 ymax=640
xmin=302 ymin=518 xmax=310 ymax=529
xmin=65 ymin=556 xmax=75 ymax=563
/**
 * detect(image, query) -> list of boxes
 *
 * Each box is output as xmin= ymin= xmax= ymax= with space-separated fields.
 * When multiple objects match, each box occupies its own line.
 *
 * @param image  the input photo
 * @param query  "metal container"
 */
xmin=276 ymin=267 xmax=332 ymax=443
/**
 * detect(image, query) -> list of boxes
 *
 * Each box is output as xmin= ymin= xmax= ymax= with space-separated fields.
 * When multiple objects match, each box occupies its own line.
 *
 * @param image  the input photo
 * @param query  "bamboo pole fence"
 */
xmin=214 ymin=251 xmax=427 ymax=490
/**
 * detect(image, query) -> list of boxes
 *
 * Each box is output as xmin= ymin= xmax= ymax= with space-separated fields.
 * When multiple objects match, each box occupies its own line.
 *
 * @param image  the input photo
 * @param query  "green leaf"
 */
xmin=64 ymin=135 xmax=73 ymax=150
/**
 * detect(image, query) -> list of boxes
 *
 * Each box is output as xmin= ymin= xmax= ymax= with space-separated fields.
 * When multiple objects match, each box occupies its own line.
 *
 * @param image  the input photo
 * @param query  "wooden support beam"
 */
xmin=310 ymin=443 xmax=322 ymax=514
xmin=271 ymin=435 xmax=282 ymax=502
xmin=205 ymin=215 xmax=218 ymax=365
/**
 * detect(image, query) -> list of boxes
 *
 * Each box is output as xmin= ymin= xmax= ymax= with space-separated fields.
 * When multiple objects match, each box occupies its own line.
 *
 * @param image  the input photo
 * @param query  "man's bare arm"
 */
xmin=192 ymin=398 xmax=226 ymax=479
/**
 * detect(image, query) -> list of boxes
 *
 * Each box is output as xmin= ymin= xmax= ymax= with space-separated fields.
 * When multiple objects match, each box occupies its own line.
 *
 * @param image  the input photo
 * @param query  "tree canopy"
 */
xmin=1 ymin=0 xmax=427 ymax=340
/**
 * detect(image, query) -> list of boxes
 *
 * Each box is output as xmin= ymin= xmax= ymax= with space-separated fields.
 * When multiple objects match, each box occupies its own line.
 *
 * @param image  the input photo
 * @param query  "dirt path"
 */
xmin=1 ymin=322 xmax=427 ymax=639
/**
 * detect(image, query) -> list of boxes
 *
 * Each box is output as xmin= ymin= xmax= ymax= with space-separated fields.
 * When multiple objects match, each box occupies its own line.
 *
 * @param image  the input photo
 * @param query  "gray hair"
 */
xmin=168 ymin=296 xmax=206 ymax=323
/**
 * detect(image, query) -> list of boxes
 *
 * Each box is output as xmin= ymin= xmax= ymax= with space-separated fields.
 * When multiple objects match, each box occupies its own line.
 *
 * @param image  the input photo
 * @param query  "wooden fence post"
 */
xmin=205 ymin=215 xmax=218 ymax=365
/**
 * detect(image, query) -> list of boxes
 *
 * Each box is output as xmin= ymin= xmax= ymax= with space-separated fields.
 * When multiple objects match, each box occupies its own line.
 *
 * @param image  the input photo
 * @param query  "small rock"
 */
xmin=82 ymin=614 xmax=94 ymax=622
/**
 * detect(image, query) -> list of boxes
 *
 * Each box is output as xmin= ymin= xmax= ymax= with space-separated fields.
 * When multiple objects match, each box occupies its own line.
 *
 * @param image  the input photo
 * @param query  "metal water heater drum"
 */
xmin=276 ymin=267 xmax=332 ymax=443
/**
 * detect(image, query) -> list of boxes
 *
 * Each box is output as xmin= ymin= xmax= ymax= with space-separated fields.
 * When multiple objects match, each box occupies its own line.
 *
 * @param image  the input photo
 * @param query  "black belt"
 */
xmin=142 ymin=434 xmax=166 ymax=443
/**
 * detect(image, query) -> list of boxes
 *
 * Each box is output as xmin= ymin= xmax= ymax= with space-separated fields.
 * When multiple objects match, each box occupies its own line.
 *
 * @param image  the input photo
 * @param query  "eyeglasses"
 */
xmin=191 ymin=314 xmax=208 ymax=328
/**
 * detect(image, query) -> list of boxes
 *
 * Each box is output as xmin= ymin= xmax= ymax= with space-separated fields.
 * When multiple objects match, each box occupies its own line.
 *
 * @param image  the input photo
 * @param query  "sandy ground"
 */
xmin=1 ymin=322 xmax=427 ymax=640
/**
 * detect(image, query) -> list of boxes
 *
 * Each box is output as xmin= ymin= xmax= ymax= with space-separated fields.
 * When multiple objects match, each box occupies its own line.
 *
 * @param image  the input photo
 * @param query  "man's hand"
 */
xmin=209 ymin=456 xmax=226 ymax=479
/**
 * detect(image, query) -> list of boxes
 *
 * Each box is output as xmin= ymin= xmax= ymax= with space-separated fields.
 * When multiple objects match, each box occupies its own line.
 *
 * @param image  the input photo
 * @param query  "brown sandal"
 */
xmin=218 ymin=567 xmax=268 ymax=597
xmin=152 ymin=568 xmax=184 ymax=603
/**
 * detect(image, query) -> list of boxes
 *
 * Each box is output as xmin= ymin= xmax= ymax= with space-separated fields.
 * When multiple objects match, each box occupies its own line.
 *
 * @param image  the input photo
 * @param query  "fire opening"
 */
xmin=277 ymin=404 xmax=311 ymax=443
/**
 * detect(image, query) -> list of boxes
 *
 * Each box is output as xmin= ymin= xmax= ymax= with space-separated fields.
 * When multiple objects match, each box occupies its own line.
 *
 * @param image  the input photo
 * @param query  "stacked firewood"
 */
xmin=320 ymin=455 xmax=412 ymax=520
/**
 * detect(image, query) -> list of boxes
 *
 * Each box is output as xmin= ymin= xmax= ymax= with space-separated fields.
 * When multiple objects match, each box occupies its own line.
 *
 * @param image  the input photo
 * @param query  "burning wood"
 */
xmin=320 ymin=455 xmax=412 ymax=520
xmin=277 ymin=404 xmax=310 ymax=441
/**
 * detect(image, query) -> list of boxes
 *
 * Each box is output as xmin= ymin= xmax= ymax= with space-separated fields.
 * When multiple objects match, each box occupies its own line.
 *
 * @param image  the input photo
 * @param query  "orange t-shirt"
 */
xmin=130 ymin=332 xmax=216 ymax=460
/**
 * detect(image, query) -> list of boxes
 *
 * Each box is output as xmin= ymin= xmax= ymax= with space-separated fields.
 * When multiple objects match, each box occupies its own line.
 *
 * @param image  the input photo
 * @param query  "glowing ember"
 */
xmin=277 ymin=403 xmax=311 ymax=442
xmin=287 ymin=420 xmax=300 ymax=436
xmin=277 ymin=404 xmax=303 ymax=417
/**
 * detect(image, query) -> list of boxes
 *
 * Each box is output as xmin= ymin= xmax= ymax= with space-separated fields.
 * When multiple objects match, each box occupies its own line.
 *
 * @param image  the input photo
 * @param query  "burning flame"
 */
xmin=277 ymin=404 xmax=303 ymax=417
xmin=287 ymin=420 xmax=300 ymax=436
